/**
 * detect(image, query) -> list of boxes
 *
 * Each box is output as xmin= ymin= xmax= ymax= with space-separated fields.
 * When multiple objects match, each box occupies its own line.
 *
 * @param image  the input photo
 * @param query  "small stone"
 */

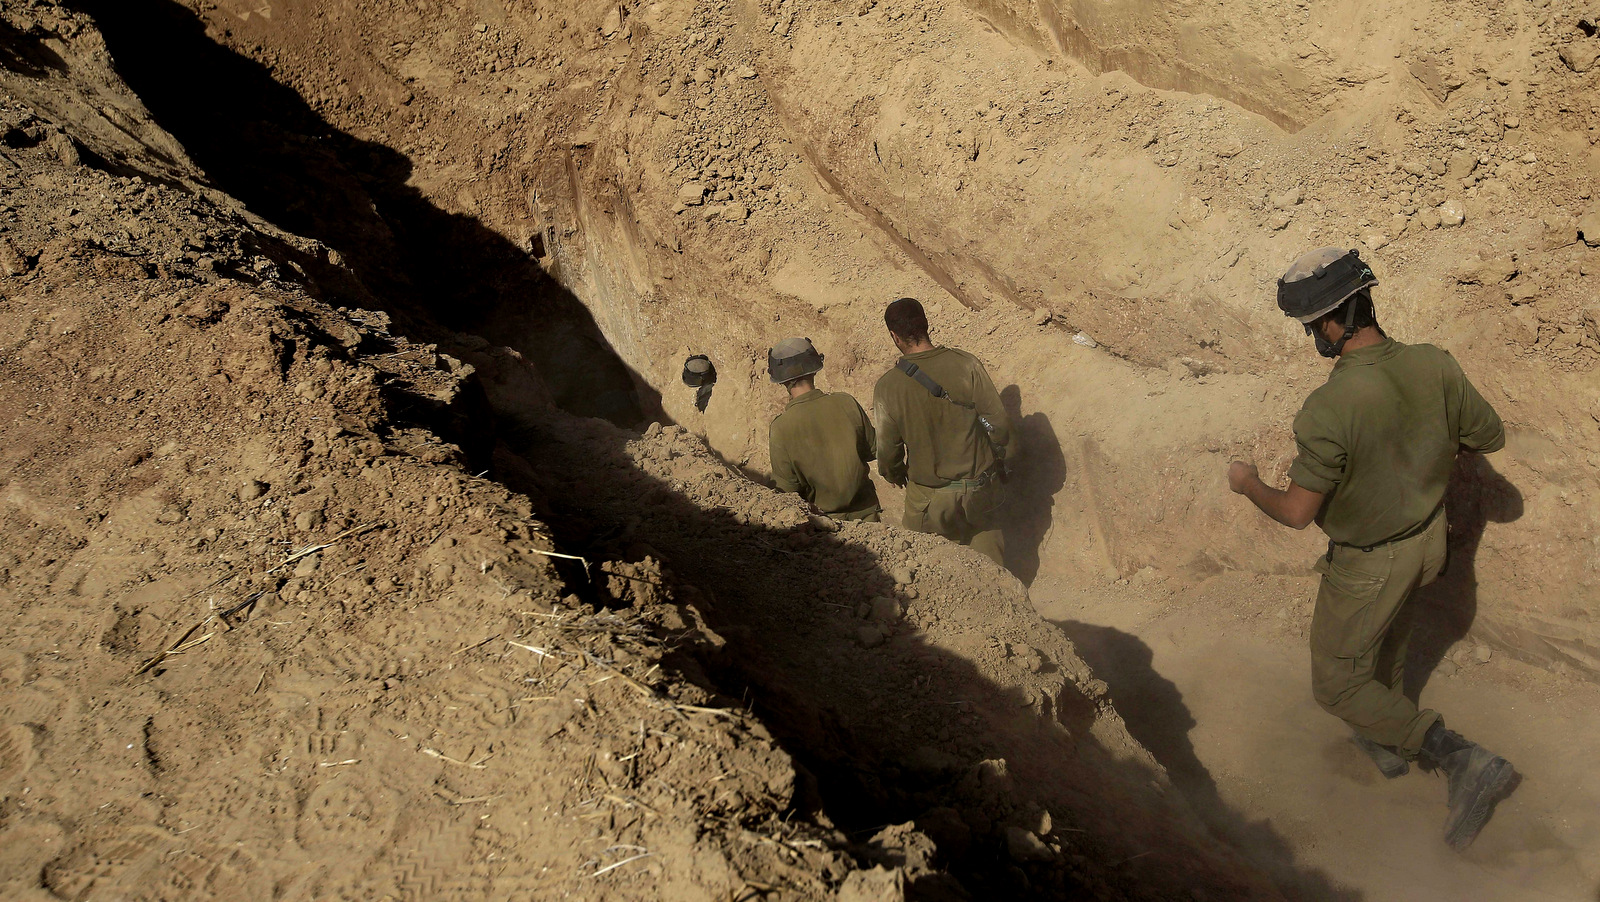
xmin=1438 ymin=198 xmax=1466 ymax=228
xmin=1577 ymin=209 xmax=1600 ymax=247
xmin=239 ymin=480 xmax=267 ymax=502
xmin=645 ymin=421 xmax=663 ymax=436
xmin=1472 ymin=645 xmax=1493 ymax=665
xmin=1362 ymin=233 xmax=1390 ymax=251
xmin=677 ymin=182 xmax=707 ymax=206
xmin=294 ymin=509 xmax=326 ymax=532
xmin=1400 ymin=160 xmax=1428 ymax=177
xmin=869 ymin=595 xmax=900 ymax=623
xmin=1501 ymin=116 xmax=1520 ymax=129
xmin=1005 ymin=826 xmax=1054 ymax=862
xmin=736 ymin=65 xmax=757 ymax=78
xmin=1436 ymin=658 xmax=1460 ymax=677
xmin=0 ymin=236 xmax=29 ymax=276
xmin=1215 ymin=137 xmax=1244 ymax=158
xmin=856 ymin=625 xmax=885 ymax=648
xmin=1032 ymin=308 xmax=1052 ymax=326
xmin=1419 ymin=207 xmax=1443 ymax=230
xmin=295 ymin=380 xmax=325 ymax=400
xmin=1271 ymin=186 xmax=1303 ymax=209
xmin=293 ymin=553 xmax=321 ymax=578
xmin=720 ymin=204 xmax=749 ymax=222
xmin=1268 ymin=211 xmax=1293 ymax=230
xmin=1559 ymin=43 xmax=1600 ymax=73
xmin=1446 ymin=150 xmax=1478 ymax=180
xmin=892 ymin=565 xmax=916 ymax=585
xmin=1072 ymin=332 xmax=1098 ymax=349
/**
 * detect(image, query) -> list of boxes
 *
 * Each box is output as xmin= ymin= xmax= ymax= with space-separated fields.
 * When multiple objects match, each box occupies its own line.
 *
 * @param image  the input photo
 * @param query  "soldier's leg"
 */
xmin=1309 ymin=532 xmax=1441 ymax=759
xmin=960 ymin=482 xmax=1005 ymax=566
xmin=903 ymin=482 xmax=964 ymax=542
xmin=1378 ymin=515 xmax=1449 ymax=695
xmin=901 ymin=482 xmax=934 ymax=534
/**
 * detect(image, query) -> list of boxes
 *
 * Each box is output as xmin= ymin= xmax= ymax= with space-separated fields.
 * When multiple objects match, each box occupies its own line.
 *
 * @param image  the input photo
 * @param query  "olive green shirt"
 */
xmin=769 ymin=389 xmax=881 ymax=519
xmin=873 ymin=347 xmax=1012 ymax=488
xmin=1288 ymin=338 xmax=1504 ymax=547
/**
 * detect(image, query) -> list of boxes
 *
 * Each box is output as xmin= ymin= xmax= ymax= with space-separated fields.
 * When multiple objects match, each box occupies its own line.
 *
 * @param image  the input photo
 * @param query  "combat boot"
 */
xmin=1419 ymin=721 xmax=1516 ymax=851
xmin=1349 ymin=731 xmax=1408 ymax=779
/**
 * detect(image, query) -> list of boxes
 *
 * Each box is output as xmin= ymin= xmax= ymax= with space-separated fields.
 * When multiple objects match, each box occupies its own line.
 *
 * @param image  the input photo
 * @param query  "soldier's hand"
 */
xmin=1227 ymin=461 xmax=1259 ymax=495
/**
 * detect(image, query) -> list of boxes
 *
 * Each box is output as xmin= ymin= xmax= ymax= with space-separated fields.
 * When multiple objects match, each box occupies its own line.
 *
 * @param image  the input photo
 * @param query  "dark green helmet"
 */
xmin=1277 ymin=247 xmax=1378 ymax=323
xmin=682 ymin=354 xmax=716 ymax=387
xmin=767 ymin=337 xmax=823 ymax=384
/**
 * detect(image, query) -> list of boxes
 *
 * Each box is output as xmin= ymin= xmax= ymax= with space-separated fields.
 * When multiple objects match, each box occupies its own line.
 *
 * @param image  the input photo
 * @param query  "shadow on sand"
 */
xmin=999 ymin=384 xmax=1067 ymax=587
xmin=76 ymin=0 xmax=659 ymax=431
xmin=1405 ymin=454 xmax=1524 ymax=699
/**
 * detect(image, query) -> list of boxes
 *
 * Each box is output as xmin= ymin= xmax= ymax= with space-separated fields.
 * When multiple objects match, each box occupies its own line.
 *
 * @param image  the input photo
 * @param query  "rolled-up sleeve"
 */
xmin=873 ymin=381 xmax=906 ymax=484
xmin=1453 ymin=367 xmax=1505 ymax=454
xmin=1287 ymin=405 xmax=1344 ymax=494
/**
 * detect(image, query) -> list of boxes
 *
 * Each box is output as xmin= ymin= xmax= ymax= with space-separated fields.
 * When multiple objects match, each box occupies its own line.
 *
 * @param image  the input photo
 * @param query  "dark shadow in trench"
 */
xmin=1055 ymin=620 xmax=1361 ymax=902
xmin=503 ymin=409 xmax=1361 ymax=901
xmin=73 ymin=0 xmax=661 ymax=433
xmin=1404 ymin=454 xmax=1523 ymax=699
xmin=999 ymin=385 xmax=1067 ymax=587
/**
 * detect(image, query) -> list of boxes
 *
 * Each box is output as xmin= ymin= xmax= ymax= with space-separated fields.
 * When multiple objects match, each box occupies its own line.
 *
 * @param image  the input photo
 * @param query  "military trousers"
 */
xmin=902 ymin=477 xmax=1004 ymax=565
xmin=1309 ymin=508 xmax=1448 ymax=758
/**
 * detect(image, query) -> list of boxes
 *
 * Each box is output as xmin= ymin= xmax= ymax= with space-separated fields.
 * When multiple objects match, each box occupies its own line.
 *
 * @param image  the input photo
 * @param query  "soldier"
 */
xmin=767 ymin=338 xmax=881 ymax=522
xmin=1227 ymin=247 xmax=1515 ymax=850
xmin=874 ymin=297 xmax=1011 ymax=565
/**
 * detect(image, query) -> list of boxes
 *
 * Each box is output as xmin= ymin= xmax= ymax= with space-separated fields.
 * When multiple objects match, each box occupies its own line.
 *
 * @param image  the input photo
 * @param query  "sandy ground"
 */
xmin=2 ymin=0 xmax=1597 ymax=897
xmin=1034 ymin=575 xmax=1600 ymax=901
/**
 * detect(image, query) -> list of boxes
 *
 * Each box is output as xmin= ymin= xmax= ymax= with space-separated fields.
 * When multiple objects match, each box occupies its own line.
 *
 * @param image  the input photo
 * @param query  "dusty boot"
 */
xmin=1349 ymin=731 xmax=1409 ymax=779
xmin=1420 ymin=721 xmax=1517 ymax=851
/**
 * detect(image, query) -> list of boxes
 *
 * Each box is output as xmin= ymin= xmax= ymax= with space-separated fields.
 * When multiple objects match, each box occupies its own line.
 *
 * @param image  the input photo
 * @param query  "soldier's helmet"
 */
xmin=682 ymin=354 xmax=717 ymax=387
xmin=767 ymin=337 xmax=824 ymax=384
xmin=1277 ymin=247 xmax=1378 ymax=323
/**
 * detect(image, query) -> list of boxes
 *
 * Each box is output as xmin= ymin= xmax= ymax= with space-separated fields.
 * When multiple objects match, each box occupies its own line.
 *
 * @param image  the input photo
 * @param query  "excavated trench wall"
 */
xmin=155 ymin=0 xmax=1600 ymax=688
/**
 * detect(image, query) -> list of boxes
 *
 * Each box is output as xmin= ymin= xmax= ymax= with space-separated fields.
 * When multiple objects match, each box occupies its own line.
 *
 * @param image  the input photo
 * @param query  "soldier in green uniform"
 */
xmin=767 ymin=338 xmax=881 ymax=522
xmin=873 ymin=297 xmax=1011 ymax=565
xmin=1227 ymin=247 xmax=1516 ymax=851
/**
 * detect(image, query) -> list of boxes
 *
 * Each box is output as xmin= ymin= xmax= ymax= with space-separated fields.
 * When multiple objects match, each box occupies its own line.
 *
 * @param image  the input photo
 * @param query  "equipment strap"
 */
xmin=896 ymin=360 xmax=975 ymax=410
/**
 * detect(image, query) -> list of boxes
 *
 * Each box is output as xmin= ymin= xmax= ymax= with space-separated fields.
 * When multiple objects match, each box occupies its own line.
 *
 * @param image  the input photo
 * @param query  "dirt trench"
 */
xmin=55 ymin=3 xmax=1325 ymax=897
xmin=7 ymin=0 xmax=1599 ymax=897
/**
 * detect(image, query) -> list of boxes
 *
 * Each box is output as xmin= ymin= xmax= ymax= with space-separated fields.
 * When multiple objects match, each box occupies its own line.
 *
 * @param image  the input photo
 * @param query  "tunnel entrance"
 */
xmin=74 ymin=0 xmax=658 ymax=430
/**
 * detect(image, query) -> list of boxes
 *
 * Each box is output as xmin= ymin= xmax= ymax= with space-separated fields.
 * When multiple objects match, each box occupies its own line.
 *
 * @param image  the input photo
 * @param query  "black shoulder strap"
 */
xmin=896 ymin=359 xmax=975 ymax=410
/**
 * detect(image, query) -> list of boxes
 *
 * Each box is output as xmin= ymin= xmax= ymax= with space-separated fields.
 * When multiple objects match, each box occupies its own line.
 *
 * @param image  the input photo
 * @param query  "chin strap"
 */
xmin=1314 ymin=299 xmax=1362 ymax=358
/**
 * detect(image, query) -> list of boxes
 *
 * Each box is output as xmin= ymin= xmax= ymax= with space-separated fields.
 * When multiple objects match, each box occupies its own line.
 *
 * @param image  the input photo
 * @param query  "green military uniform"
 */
xmin=1289 ymin=338 xmax=1504 ymax=757
xmin=769 ymin=389 xmax=881 ymax=521
xmin=873 ymin=347 xmax=1011 ymax=564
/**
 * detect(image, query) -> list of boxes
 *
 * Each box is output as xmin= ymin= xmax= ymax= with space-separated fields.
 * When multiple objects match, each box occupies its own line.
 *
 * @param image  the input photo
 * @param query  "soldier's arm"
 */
xmin=971 ymin=359 xmax=1012 ymax=449
xmin=854 ymin=395 xmax=877 ymax=463
xmin=769 ymin=424 xmax=804 ymax=495
xmin=873 ymin=383 xmax=907 ymax=486
xmin=1230 ymin=404 xmax=1337 ymax=530
xmin=1228 ymin=463 xmax=1325 ymax=530
xmin=1453 ymin=364 xmax=1505 ymax=454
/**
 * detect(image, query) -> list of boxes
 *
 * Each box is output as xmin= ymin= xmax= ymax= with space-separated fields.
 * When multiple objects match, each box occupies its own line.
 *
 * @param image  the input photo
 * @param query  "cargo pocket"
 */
xmin=902 ymin=483 xmax=933 ymax=533
xmin=1310 ymin=555 xmax=1390 ymax=660
xmin=964 ymin=481 xmax=1005 ymax=531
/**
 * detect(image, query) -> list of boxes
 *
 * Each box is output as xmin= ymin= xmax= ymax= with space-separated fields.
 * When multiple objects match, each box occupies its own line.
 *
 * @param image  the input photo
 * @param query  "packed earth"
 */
xmin=0 ymin=0 xmax=1596 ymax=900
